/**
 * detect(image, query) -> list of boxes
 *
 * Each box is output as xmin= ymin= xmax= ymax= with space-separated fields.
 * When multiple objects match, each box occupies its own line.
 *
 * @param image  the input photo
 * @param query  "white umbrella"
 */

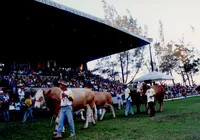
xmin=133 ymin=71 xmax=174 ymax=82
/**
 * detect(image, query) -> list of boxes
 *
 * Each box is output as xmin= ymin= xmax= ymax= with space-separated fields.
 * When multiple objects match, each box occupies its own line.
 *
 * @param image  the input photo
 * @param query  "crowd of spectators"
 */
xmin=0 ymin=67 xmax=199 ymax=122
xmin=0 ymin=67 xmax=125 ymax=122
xmin=163 ymin=83 xmax=198 ymax=99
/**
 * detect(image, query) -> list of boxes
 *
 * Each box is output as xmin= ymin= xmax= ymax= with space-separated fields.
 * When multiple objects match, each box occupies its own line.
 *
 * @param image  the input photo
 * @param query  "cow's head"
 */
xmin=137 ymin=82 xmax=143 ymax=93
xmin=137 ymin=82 xmax=148 ymax=95
xmin=34 ymin=89 xmax=51 ymax=109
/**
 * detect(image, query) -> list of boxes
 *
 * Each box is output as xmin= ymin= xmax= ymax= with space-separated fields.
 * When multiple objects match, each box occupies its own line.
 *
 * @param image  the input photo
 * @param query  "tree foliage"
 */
xmin=155 ymin=36 xmax=199 ymax=85
xmin=159 ymin=43 xmax=178 ymax=73
xmin=93 ymin=0 xmax=146 ymax=84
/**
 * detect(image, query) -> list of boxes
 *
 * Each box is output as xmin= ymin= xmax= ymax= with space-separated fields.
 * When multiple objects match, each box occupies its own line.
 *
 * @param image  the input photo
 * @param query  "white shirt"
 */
xmin=145 ymin=88 xmax=155 ymax=102
xmin=15 ymin=102 xmax=21 ymax=111
xmin=9 ymin=103 xmax=15 ymax=110
xmin=18 ymin=89 xmax=25 ymax=100
xmin=124 ymin=88 xmax=131 ymax=101
xmin=116 ymin=94 xmax=122 ymax=100
xmin=60 ymin=89 xmax=73 ymax=106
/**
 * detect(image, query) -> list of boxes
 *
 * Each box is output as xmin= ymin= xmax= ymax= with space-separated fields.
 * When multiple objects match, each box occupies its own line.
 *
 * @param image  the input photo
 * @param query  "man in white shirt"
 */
xmin=18 ymin=86 xmax=25 ymax=102
xmin=145 ymin=84 xmax=156 ymax=117
xmin=54 ymin=80 xmax=75 ymax=138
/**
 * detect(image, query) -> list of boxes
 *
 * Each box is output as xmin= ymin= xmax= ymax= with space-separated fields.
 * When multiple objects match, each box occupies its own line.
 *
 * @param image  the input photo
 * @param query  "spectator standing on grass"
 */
xmin=116 ymin=90 xmax=123 ymax=110
xmin=2 ymin=88 xmax=10 ymax=121
xmin=15 ymin=98 xmax=21 ymax=121
xmin=9 ymin=97 xmax=16 ymax=121
xmin=22 ymin=94 xmax=34 ymax=122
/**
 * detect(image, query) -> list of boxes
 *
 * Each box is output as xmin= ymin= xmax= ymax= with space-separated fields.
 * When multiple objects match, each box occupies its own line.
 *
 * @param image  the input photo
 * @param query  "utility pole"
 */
xmin=148 ymin=38 xmax=154 ymax=71
xmin=149 ymin=44 xmax=154 ymax=71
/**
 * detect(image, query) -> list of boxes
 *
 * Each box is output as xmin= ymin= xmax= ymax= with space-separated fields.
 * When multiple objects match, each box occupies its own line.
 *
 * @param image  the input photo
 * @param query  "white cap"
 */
xmin=146 ymin=84 xmax=151 ymax=86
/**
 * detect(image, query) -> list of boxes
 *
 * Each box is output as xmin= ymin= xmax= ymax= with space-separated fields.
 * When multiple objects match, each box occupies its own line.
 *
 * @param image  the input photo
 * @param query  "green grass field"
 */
xmin=1 ymin=96 xmax=200 ymax=140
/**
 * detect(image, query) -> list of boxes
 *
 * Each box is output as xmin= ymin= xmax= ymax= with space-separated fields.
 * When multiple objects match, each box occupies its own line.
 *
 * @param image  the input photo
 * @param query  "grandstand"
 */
xmin=1 ymin=0 xmax=150 ymax=72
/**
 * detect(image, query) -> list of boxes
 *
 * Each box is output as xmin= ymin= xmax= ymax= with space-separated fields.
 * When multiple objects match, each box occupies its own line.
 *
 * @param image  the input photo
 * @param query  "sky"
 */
xmin=53 ymin=0 xmax=200 ymax=84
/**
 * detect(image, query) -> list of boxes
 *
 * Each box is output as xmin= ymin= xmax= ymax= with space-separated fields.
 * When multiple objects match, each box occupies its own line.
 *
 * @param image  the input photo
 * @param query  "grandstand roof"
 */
xmin=1 ymin=0 xmax=150 ymax=66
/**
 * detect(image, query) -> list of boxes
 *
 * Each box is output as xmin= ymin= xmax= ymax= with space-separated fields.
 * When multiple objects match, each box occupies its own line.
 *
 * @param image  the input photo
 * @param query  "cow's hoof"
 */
xmin=81 ymin=126 xmax=88 ymax=129
xmin=92 ymin=123 xmax=96 ymax=126
xmin=53 ymin=131 xmax=57 ymax=136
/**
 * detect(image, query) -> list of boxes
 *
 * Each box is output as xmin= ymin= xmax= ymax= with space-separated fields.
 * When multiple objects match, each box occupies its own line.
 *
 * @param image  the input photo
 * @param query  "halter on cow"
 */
xmin=34 ymin=87 xmax=97 ymax=135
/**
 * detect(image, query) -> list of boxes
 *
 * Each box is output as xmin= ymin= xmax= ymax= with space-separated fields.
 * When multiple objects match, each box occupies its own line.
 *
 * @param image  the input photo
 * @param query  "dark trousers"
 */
xmin=148 ymin=102 xmax=155 ymax=117
xmin=15 ymin=110 xmax=21 ymax=121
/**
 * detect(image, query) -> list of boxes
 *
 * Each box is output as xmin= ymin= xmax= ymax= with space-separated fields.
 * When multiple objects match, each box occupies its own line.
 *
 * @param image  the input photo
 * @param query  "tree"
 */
xmin=173 ymin=40 xmax=197 ymax=86
xmin=159 ymin=43 xmax=178 ymax=72
xmin=98 ymin=0 xmax=146 ymax=84
xmin=182 ymin=58 xmax=200 ymax=85
xmin=94 ymin=56 xmax=119 ymax=81
xmin=117 ymin=48 xmax=144 ymax=84
xmin=153 ymin=21 xmax=199 ymax=85
xmin=153 ymin=19 xmax=166 ymax=69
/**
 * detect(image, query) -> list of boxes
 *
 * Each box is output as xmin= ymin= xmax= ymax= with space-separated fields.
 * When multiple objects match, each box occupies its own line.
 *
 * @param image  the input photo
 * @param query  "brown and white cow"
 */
xmin=94 ymin=91 xmax=116 ymax=120
xmin=34 ymin=87 xmax=97 ymax=135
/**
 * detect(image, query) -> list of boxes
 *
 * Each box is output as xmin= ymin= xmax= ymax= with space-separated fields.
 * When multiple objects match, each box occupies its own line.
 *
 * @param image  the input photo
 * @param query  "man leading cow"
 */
xmin=124 ymin=85 xmax=134 ymax=117
xmin=145 ymin=84 xmax=156 ymax=117
xmin=54 ymin=80 xmax=76 ymax=138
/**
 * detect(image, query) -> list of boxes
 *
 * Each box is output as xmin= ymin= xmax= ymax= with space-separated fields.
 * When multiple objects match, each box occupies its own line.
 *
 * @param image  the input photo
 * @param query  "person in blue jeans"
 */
xmin=54 ymin=80 xmax=75 ymax=138
xmin=22 ymin=94 xmax=34 ymax=122
xmin=124 ymin=85 xmax=134 ymax=117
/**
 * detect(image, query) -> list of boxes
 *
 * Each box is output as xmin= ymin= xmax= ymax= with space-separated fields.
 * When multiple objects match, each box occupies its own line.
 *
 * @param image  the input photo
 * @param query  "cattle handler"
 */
xmin=54 ymin=80 xmax=76 ymax=138
xmin=145 ymin=84 xmax=156 ymax=117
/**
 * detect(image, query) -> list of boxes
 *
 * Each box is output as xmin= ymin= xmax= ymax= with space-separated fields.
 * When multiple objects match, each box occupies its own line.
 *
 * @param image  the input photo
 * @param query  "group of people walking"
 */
xmin=54 ymin=82 xmax=157 ymax=138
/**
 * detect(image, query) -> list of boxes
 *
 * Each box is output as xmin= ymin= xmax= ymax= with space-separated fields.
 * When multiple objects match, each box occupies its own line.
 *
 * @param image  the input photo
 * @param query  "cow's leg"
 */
xmin=54 ymin=117 xmax=65 ymax=134
xmin=159 ymin=102 xmax=164 ymax=112
xmin=146 ymin=102 xmax=150 ymax=114
xmin=90 ymin=107 xmax=96 ymax=126
xmin=54 ymin=116 xmax=59 ymax=134
xmin=83 ymin=104 xmax=90 ymax=128
xmin=99 ymin=108 xmax=106 ymax=121
xmin=107 ymin=104 xmax=116 ymax=118
xmin=75 ymin=109 xmax=85 ymax=121
xmin=136 ymin=104 xmax=141 ymax=113
xmin=93 ymin=104 xmax=98 ymax=121
xmin=54 ymin=113 xmax=65 ymax=135
xmin=80 ymin=110 xmax=85 ymax=121
xmin=154 ymin=102 xmax=158 ymax=112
